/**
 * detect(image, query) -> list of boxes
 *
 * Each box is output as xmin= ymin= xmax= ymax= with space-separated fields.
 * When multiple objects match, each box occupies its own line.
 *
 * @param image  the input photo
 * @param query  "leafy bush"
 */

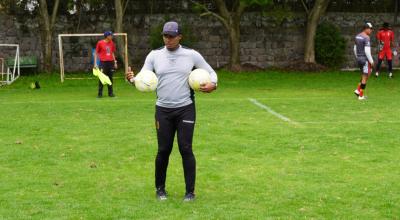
xmin=315 ymin=22 xmax=346 ymax=68
xmin=149 ymin=19 xmax=197 ymax=49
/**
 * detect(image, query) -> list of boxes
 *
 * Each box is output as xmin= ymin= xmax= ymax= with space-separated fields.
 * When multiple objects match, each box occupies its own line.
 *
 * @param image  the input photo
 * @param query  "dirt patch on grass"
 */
xmin=240 ymin=63 xmax=265 ymax=72
xmin=216 ymin=61 xmax=329 ymax=73
xmin=215 ymin=63 xmax=265 ymax=72
xmin=284 ymin=61 xmax=329 ymax=72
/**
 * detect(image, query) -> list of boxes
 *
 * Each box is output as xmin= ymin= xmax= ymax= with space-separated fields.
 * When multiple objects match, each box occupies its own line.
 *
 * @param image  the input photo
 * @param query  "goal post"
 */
xmin=0 ymin=44 xmax=20 ymax=85
xmin=58 ymin=33 xmax=129 ymax=82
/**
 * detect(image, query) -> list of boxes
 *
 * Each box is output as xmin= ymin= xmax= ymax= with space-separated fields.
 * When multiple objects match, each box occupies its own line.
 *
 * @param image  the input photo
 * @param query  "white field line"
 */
xmin=248 ymin=98 xmax=299 ymax=125
xmin=301 ymin=121 xmax=400 ymax=124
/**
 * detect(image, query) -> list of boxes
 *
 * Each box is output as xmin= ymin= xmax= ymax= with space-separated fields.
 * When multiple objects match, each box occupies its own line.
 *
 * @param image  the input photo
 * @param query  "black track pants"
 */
xmin=376 ymin=59 xmax=393 ymax=73
xmin=155 ymin=103 xmax=196 ymax=193
xmin=98 ymin=61 xmax=114 ymax=96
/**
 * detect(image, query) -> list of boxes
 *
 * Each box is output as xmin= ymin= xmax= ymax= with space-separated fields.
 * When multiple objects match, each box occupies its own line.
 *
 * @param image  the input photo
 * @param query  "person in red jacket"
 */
xmin=375 ymin=22 xmax=395 ymax=78
xmin=94 ymin=31 xmax=117 ymax=97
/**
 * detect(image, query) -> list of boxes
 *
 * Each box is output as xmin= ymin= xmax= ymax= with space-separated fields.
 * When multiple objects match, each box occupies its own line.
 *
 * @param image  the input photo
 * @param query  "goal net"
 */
xmin=0 ymin=44 xmax=20 ymax=85
xmin=58 ymin=33 xmax=128 ymax=82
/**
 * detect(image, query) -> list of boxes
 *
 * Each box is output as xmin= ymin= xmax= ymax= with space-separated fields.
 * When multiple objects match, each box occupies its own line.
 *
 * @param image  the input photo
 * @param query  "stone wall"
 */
xmin=0 ymin=12 xmax=399 ymax=72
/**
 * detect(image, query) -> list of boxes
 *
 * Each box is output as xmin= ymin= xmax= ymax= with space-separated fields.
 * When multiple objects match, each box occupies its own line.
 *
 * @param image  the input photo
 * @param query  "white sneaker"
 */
xmin=389 ymin=72 xmax=393 ymax=78
xmin=358 ymin=96 xmax=367 ymax=100
xmin=375 ymin=72 xmax=379 ymax=77
xmin=354 ymin=89 xmax=360 ymax=97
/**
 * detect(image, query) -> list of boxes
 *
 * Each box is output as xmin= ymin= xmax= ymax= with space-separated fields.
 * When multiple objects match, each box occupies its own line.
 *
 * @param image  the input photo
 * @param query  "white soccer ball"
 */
xmin=188 ymin=68 xmax=211 ymax=91
xmin=134 ymin=70 xmax=158 ymax=92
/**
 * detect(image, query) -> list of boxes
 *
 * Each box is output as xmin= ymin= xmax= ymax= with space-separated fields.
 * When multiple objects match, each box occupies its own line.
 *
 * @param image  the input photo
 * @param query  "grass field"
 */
xmin=0 ymin=70 xmax=399 ymax=219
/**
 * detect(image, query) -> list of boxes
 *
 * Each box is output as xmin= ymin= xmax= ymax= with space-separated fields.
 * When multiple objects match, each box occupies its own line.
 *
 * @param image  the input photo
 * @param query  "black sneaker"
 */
xmin=109 ymin=94 xmax=115 ymax=97
xmin=183 ymin=192 xmax=195 ymax=202
xmin=97 ymin=94 xmax=102 ymax=98
xmin=156 ymin=188 xmax=167 ymax=201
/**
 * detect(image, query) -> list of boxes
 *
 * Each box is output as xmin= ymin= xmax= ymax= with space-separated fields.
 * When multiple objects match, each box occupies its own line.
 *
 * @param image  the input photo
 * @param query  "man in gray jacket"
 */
xmin=127 ymin=21 xmax=217 ymax=201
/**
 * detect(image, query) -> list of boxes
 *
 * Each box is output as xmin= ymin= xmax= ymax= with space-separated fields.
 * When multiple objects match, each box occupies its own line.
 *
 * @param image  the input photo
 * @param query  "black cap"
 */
xmin=383 ymin=22 xmax=390 ymax=28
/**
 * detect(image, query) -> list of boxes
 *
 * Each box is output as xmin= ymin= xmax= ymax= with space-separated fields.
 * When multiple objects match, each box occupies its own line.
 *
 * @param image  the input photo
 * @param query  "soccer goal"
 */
xmin=58 ymin=33 xmax=129 ymax=82
xmin=0 ymin=44 xmax=20 ymax=85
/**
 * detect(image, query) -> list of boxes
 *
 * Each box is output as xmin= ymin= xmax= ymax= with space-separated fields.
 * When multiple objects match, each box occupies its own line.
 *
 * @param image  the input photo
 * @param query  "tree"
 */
xmin=192 ymin=0 xmax=271 ymax=72
xmin=0 ymin=0 xmax=62 ymax=72
xmin=395 ymin=0 xmax=399 ymax=25
xmin=38 ymin=0 xmax=60 ymax=73
xmin=114 ymin=0 xmax=129 ymax=63
xmin=301 ymin=0 xmax=330 ymax=64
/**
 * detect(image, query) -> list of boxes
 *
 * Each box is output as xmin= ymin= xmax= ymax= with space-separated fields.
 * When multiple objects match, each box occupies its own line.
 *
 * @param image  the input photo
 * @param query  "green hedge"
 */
xmin=315 ymin=22 xmax=346 ymax=69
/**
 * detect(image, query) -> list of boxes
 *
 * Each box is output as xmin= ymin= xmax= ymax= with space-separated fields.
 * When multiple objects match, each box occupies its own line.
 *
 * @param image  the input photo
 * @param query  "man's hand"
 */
xmin=114 ymin=62 xmax=118 ymax=69
xmin=370 ymin=62 xmax=375 ymax=69
xmin=126 ymin=66 xmax=135 ymax=83
xmin=199 ymin=82 xmax=216 ymax=93
xmin=126 ymin=73 xmax=135 ymax=83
